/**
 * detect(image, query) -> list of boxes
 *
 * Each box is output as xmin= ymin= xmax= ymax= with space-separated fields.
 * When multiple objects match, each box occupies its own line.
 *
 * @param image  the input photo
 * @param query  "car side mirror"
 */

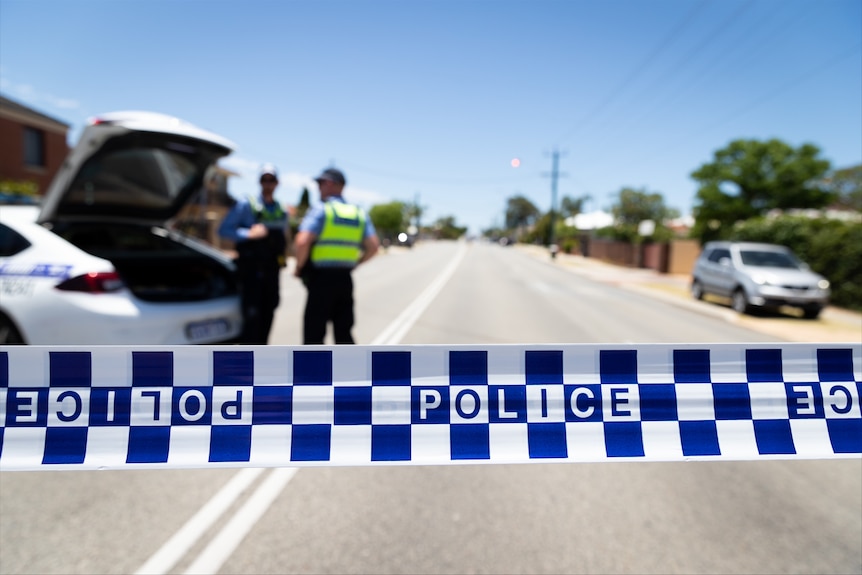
xmin=719 ymin=257 xmax=731 ymax=266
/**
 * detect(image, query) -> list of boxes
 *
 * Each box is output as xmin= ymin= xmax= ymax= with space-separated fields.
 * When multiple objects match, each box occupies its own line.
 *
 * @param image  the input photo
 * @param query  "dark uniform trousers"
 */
xmin=303 ymin=267 xmax=355 ymax=344
xmin=236 ymin=239 xmax=282 ymax=345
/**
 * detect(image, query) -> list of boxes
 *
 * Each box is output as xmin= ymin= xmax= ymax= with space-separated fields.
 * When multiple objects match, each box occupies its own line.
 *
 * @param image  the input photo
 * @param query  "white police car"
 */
xmin=0 ymin=112 xmax=242 ymax=344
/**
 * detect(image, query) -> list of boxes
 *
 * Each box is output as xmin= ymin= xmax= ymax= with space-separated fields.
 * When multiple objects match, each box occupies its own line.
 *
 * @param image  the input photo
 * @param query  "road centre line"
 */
xmin=371 ymin=241 xmax=468 ymax=345
xmin=135 ymin=242 xmax=467 ymax=575
xmin=134 ymin=468 xmax=264 ymax=575
xmin=183 ymin=468 xmax=298 ymax=575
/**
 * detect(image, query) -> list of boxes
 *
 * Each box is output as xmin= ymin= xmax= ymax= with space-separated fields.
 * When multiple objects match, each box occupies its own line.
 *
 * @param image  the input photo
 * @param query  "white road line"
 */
xmin=134 ymin=468 xmax=265 ymax=575
xmin=183 ymin=468 xmax=298 ymax=575
xmin=372 ymin=241 xmax=468 ymax=345
xmin=134 ymin=241 xmax=467 ymax=575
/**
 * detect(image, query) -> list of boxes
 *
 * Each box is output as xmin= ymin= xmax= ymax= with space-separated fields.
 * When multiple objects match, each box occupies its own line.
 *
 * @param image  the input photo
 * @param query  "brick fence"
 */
xmin=587 ymin=238 xmax=700 ymax=274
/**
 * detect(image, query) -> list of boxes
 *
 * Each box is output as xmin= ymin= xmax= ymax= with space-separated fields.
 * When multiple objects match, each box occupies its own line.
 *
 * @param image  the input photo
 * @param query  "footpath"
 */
xmin=515 ymin=244 xmax=862 ymax=344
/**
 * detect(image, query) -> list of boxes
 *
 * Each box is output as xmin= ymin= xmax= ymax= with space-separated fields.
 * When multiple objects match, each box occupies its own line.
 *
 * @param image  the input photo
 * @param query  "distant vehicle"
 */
xmin=691 ymin=241 xmax=830 ymax=319
xmin=0 ymin=111 xmax=242 ymax=344
xmin=396 ymin=232 xmax=414 ymax=247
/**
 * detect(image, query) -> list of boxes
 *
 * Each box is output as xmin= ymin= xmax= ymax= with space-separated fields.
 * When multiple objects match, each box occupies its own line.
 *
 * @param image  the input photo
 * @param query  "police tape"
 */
xmin=0 ymin=343 xmax=859 ymax=470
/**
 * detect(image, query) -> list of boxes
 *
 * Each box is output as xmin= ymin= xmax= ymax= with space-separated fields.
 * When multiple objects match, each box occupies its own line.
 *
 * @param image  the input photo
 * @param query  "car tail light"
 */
xmin=55 ymin=272 xmax=125 ymax=293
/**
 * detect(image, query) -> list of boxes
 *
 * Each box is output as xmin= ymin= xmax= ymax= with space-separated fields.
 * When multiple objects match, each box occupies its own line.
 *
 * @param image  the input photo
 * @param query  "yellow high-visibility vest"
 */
xmin=310 ymin=201 xmax=365 ymax=266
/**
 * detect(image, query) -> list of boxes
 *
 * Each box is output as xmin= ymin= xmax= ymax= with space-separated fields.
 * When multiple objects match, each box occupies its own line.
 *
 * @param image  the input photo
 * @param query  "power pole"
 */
xmin=543 ymin=148 xmax=567 ymax=258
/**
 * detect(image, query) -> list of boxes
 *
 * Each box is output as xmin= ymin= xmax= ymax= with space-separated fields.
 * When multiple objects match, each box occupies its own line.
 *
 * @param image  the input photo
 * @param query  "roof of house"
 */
xmin=0 ymin=93 xmax=70 ymax=131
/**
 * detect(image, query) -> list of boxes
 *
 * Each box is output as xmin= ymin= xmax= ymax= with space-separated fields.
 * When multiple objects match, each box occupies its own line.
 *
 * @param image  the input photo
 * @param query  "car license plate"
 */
xmin=186 ymin=318 xmax=231 ymax=342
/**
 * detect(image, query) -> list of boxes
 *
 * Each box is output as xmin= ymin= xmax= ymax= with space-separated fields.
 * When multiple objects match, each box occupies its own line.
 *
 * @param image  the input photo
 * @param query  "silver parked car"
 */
xmin=691 ymin=241 xmax=830 ymax=319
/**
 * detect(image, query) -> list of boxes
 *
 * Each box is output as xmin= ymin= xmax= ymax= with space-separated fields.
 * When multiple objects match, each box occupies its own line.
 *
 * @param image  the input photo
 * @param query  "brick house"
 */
xmin=0 ymin=94 xmax=70 ymax=202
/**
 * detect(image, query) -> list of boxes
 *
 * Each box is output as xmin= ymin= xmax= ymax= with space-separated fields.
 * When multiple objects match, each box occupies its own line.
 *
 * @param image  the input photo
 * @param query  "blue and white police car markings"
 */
xmin=0 ymin=262 xmax=73 ymax=278
xmin=0 ymin=263 xmax=73 ymax=298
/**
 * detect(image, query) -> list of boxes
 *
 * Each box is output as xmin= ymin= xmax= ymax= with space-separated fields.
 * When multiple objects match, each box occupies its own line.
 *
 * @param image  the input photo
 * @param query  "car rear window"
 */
xmin=67 ymin=145 xmax=197 ymax=210
xmin=54 ymin=131 xmax=227 ymax=221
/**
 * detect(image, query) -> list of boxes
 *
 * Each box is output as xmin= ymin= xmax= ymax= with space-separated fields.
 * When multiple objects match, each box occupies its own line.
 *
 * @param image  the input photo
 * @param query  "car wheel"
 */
xmin=802 ymin=305 xmax=822 ymax=320
xmin=691 ymin=280 xmax=704 ymax=300
xmin=731 ymin=289 xmax=750 ymax=315
xmin=0 ymin=313 xmax=25 ymax=344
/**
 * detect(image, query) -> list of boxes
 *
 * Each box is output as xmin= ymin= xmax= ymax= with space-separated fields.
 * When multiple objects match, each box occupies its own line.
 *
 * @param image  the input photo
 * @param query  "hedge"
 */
xmin=730 ymin=215 xmax=862 ymax=311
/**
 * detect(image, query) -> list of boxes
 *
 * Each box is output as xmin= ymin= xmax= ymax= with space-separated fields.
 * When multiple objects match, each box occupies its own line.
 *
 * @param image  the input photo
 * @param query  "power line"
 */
xmin=635 ymin=0 xmax=756 ymax=100
xmin=554 ymin=0 xmax=711 ymax=145
xmin=337 ymin=160 xmax=538 ymax=187
xmin=585 ymin=0 xmax=800 ymax=158
xmin=639 ymin=42 xmax=862 ymax=166
xmin=639 ymin=1 xmax=807 ymax=121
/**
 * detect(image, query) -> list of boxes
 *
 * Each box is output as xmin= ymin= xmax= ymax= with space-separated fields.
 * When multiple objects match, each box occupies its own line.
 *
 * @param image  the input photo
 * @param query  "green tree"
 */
xmin=527 ymin=195 xmax=589 ymax=251
xmin=560 ymin=194 xmax=589 ymax=219
xmin=522 ymin=210 xmax=581 ymax=250
xmin=822 ymin=164 xmax=862 ymax=211
xmin=404 ymin=199 xmax=425 ymax=230
xmin=505 ymin=195 xmax=540 ymax=230
xmin=296 ymin=187 xmax=311 ymax=218
xmin=690 ymin=139 xmax=833 ymax=243
xmin=524 ymin=212 xmax=554 ymax=245
xmin=289 ymin=187 xmax=313 ymax=239
xmin=368 ymin=201 xmax=406 ymax=240
xmin=432 ymin=215 xmax=467 ymax=240
xmin=606 ymin=187 xmax=679 ymax=242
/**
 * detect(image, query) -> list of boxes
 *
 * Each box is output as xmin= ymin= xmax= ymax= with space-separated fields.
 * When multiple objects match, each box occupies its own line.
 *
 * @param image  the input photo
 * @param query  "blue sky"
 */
xmin=1 ymin=0 xmax=860 ymax=234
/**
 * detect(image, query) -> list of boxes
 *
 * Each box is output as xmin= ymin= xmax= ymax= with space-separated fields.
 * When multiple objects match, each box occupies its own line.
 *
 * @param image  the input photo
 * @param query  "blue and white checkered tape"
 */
xmin=1 ymin=343 xmax=860 ymax=470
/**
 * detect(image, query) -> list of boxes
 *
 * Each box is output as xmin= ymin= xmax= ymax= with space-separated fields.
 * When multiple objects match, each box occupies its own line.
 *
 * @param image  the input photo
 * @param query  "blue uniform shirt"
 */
xmin=219 ymin=195 xmax=287 ymax=243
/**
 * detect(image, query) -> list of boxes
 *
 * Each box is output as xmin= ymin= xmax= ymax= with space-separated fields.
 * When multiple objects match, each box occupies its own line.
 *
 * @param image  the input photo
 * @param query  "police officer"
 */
xmin=218 ymin=164 xmax=289 ymax=344
xmin=293 ymin=167 xmax=379 ymax=344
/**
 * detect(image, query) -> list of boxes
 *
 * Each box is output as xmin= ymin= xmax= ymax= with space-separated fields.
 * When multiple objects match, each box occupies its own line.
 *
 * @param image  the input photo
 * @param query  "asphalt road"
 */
xmin=1 ymin=240 xmax=859 ymax=575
